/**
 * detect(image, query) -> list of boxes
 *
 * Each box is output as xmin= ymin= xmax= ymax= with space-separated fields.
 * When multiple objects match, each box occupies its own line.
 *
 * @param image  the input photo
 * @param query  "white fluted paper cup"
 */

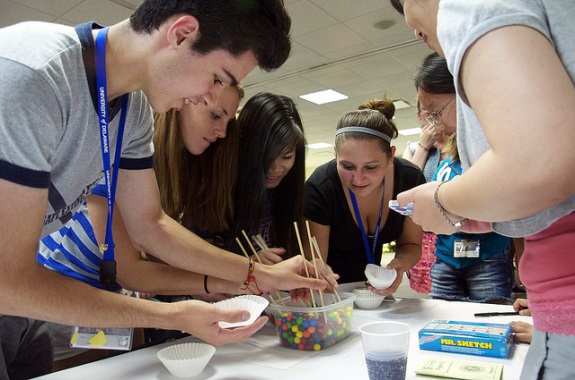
xmin=215 ymin=295 xmax=269 ymax=328
xmin=364 ymin=264 xmax=397 ymax=290
xmin=353 ymin=286 xmax=386 ymax=309
xmin=157 ymin=342 xmax=216 ymax=378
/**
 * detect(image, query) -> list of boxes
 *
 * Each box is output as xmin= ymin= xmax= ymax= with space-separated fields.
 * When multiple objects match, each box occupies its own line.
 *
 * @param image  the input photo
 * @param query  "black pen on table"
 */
xmin=474 ymin=311 xmax=520 ymax=317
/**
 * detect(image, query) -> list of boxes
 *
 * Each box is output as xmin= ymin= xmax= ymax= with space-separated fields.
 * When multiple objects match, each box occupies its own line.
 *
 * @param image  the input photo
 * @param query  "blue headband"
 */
xmin=335 ymin=126 xmax=392 ymax=143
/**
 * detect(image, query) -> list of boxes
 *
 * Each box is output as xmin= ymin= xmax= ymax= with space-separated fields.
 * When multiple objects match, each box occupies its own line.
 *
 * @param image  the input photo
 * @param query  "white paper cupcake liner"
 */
xmin=364 ymin=264 xmax=397 ymax=290
xmin=353 ymin=286 xmax=386 ymax=309
xmin=215 ymin=295 xmax=269 ymax=328
xmin=157 ymin=342 xmax=216 ymax=378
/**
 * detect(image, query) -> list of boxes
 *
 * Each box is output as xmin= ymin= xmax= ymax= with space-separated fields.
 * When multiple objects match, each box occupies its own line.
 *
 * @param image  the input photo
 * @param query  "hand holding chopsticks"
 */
xmin=250 ymin=234 xmax=286 ymax=265
xmin=231 ymin=224 xmax=335 ymax=304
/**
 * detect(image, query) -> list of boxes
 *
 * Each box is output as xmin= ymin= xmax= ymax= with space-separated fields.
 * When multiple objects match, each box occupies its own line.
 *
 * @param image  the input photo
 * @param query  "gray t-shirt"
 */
xmin=438 ymin=0 xmax=575 ymax=237
xmin=407 ymin=141 xmax=440 ymax=183
xmin=0 ymin=21 xmax=154 ymax=237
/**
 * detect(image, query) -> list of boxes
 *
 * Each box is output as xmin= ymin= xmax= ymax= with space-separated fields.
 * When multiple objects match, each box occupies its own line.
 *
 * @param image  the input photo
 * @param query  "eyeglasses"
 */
xmin=424 ymin=97 xmax=455 ymax=125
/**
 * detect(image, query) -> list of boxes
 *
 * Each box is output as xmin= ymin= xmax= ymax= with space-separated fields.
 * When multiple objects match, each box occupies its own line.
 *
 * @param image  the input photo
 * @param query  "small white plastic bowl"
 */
xmin=352 ymin=286 xmax=386 ymax=309
xmin=215 ymin=295 xmax=269 ymax=328
xmin=364 ymin=264 xmax=397 ymax=290
xmin=157 ymin=342 xmax=216 ymax=378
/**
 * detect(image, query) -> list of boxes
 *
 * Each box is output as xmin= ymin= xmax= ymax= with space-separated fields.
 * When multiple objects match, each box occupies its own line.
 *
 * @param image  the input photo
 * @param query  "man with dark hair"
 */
xmin=129 ymin=0 xmax=292 ymax=72
xmin=0 ymin=1 xmax=331 ymax=377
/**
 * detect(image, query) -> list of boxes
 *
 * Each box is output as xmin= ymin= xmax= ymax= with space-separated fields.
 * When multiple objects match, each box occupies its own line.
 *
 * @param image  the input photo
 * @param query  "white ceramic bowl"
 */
xmin=352 ymin=286 xmax=386 ymax=309
xmin=215 ymin=295 xmax=269 ymax=328
xmin=364 ymin=264 xmax=397 ymax=290
xmin=157 ymin=342 xmax=216 ymax=378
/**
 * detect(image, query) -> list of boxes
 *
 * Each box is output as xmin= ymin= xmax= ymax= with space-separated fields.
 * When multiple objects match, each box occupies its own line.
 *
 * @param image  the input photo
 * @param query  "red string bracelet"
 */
xmin=241 ymin=258 xmax=264 ymax=295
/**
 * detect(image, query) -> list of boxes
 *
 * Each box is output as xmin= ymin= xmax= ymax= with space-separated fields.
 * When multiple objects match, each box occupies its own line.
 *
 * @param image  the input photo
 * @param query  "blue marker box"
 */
xmin=418 ymin=320 xmax=512 ymax=359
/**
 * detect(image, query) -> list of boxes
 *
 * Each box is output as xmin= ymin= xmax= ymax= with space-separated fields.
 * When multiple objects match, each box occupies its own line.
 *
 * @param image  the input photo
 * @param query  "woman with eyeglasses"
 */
xmin=401 ymin=53 xmax=452 ymax=294
xmin=405 ymin=53 xmax=513 ymax=300
xmin=305 ymin=102 xmax=424 ymax=295
xmin=402 ymin=53 xmax=454 ymax=182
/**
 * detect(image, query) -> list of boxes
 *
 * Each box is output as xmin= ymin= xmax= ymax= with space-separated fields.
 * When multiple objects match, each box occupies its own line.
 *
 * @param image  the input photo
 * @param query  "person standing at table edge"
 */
xmin=0 ymin=1 xmax=335 ymax=378
xmin=431 ymin=134 xmax=513 ymax=304
xmin=226 ymin=92 xmax=308 ymax=263
xmin=401 ymin=53 xmax=452 ymax=294
xmin=305 ymin=106 xmax=424 ymax=295
xmin=39 ymin=85 xmax=249 ymax=370
xmin=390 ymin=1 xmax=575 ymax=379
xmin=410 ymin=53 xmax=514 ymax=305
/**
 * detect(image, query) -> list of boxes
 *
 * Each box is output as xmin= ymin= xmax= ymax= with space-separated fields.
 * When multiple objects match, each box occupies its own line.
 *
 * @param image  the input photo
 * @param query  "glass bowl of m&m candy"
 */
xmin=268 ymin=292 xmax=355 ymax=351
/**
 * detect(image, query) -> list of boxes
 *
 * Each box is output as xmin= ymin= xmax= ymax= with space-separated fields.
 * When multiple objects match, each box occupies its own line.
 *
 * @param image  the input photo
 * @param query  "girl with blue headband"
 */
xmin=305 ymin=99 xmax=425 ymax=296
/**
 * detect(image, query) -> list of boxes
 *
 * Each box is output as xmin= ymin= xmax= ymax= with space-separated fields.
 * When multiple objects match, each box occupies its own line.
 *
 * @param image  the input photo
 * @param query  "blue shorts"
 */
xmin=430 ymin=250 xmax=514 ymax=303
xmin=521 ymin=329 xmax=575 ymax=379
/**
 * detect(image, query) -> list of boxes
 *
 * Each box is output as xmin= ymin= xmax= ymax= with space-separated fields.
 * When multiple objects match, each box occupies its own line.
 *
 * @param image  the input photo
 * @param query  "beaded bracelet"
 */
xmin=246 ymin=257 xmax=255 ymax=280
xmin=434 ymin=182 xmax=468 ymax=228
xmin=203 ymin=274 xmax=210 ymax=294
xmin=241 ymin=258 xmax=263 ymax=295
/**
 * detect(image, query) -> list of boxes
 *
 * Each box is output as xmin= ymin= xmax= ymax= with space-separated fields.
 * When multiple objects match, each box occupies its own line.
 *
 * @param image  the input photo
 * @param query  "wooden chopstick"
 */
xmin=311 ymin=236 xmax=341 ymax=302
xmin=250 ymin=234 xmax=286 ymax=306
xmin=235 ymin=237 xmax=277 ymax=305
xmin=305 ymin=221 xmax=327 ymax=323
xmin=293 ymin=222 xmax=317 ymax=309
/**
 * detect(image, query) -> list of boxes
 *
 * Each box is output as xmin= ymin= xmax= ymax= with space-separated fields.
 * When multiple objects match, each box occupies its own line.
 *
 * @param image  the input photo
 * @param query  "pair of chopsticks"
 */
xmin=249 ymin=233 xmax=288 ymax=307
xmin=309 ymin=234 xmax=340 ymax=303
xmin=235 ymin=221 xmax=341 ymax=315
xmin=235 ymin=231 xmax=285 ymax=306
xmin=293 ymin=221 xmax=342 ymax=320
xmin=293 ymin=221 xmax=320 ymax=313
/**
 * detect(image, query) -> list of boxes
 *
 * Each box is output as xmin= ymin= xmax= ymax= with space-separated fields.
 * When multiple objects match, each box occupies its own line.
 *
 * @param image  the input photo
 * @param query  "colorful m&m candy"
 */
xmin=273 ymin=305 xmax=353 ymax=351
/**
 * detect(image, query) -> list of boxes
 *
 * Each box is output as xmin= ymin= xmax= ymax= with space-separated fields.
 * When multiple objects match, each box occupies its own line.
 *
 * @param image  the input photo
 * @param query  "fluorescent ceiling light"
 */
xmin=300 ymin=89 xmax=348 ymax=105
xmin=393 ymin=100 xmax=411 ymax=109
xmin=398 ymin=127 xmax=422 ymax=136
xmin=307 ymin=142 xmax=333 ymax=149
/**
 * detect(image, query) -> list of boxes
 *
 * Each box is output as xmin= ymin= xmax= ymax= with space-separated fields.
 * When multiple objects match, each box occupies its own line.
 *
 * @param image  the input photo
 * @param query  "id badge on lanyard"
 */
xmin=453 ymin=239 xmax=480 ymax=258
xmin=70 ymin=289 xmax=138 ymax=351
xmin=71 ymin=26 xmax=133 ymax=351
xmin=70 ymin=325 xmax=134 ymax=351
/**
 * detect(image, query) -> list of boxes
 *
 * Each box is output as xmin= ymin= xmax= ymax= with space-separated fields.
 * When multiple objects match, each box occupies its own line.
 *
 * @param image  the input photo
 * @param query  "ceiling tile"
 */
xmin=6 ymin=0 xmax=85 ymax=17
xmin=342 ymin=9 xmax=408 ymax=42
xmin=0 ymin=0 xmax=57 ymax=26
xmin=285 ymin=0 xmax=338 ymax=37
xmin=310 ymin=0 xmax=390 ymax=21
xmin=297 ymin=23 xmax=368 ymax=55
xmin=62 ymin=0 xmax=133 ymax=25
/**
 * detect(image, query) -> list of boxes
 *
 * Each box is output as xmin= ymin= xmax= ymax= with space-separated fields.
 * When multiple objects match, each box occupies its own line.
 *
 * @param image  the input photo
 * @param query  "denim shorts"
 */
xmin=521 ymin=329 xmax=575 ymax=379
xmin=430 ymin=250 xmax=514 ymax=303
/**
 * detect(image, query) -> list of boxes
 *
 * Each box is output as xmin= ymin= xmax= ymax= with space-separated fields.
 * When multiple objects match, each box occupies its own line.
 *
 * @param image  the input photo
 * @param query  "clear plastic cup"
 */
xmin=359 ymin=321 xmax=410 ymax=380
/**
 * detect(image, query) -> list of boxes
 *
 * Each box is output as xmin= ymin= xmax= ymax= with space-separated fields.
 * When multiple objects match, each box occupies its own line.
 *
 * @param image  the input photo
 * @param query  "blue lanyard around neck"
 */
xmin=349 ymin=178 xmax=386 ymax=265
xmin=95 ymin=27 xmax=129 ymax=287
